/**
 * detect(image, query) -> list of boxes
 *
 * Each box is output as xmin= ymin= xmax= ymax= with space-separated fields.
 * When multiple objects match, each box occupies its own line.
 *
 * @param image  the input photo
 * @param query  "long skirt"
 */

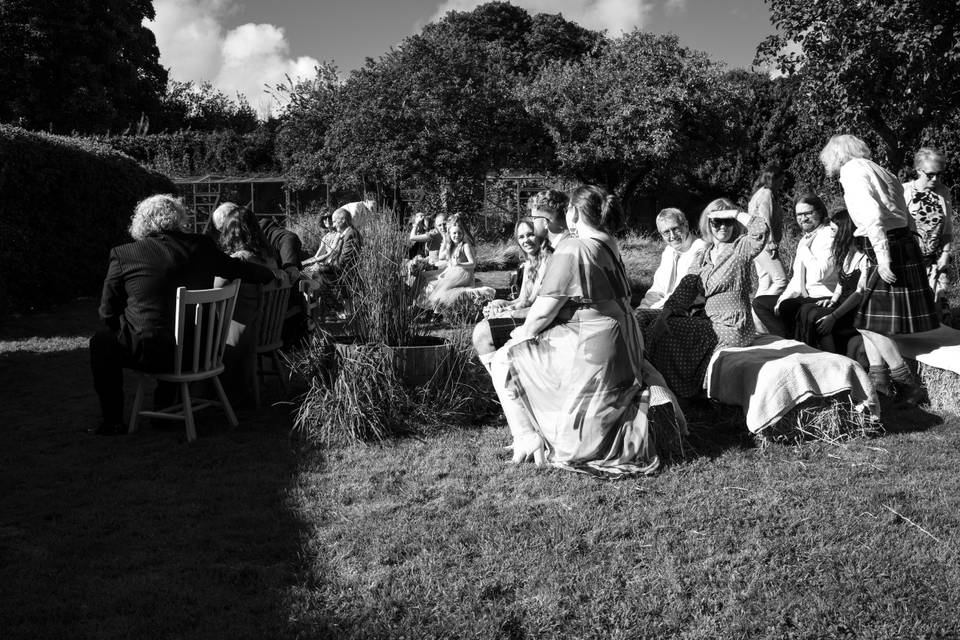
xmin=855 ymin=229 xmax=939 ymax=334
xmin=499 ymin=304 xmax=684 ymax=476
xmin=635 ymin=309 xmax=718 ymax=398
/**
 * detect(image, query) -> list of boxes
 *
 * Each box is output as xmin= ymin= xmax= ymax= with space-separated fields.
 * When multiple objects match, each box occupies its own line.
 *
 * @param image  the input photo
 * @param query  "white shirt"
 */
xmin=776 ymin=223 xmax=838 ymax=306
xmin=639 ymin=237 xmax=706 ymax=309
xmin=839 ymin=158 xmax=911 ymax=266
xmin=340 ymin=201 xmax=374 ymax=228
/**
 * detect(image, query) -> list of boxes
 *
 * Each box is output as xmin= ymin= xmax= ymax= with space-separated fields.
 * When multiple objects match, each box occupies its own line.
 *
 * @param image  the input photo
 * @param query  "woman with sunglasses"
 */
xmin=820 ymin=134 xmax=939 ymax=402
xmin=903 ymin=147 xmax=953 ymax=324
xmin=645 ymin=198 xmax=769 ymax=396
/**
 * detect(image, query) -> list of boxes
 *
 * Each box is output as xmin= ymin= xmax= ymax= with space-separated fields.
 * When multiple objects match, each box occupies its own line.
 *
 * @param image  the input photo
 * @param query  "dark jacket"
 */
xmin=98 ymin=230 xmax=275 ymax=368
xmin=259 ymin=218 xmax=303 ymax=271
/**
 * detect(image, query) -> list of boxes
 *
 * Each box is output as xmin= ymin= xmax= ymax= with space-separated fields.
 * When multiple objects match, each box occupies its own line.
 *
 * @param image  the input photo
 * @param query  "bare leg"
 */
xmin=472 ymin=320 xmax=496 ymax=358
xmin=859 ymin=329 xmax=905 ymax=369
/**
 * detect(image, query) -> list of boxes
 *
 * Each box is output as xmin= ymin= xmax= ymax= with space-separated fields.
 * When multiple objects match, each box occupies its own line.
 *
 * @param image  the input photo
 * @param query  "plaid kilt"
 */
xmin=854 ymin=228 xmax=939 ymax=334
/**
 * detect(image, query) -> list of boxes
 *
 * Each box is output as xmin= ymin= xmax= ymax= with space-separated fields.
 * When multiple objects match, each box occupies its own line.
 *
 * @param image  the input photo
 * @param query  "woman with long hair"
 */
xmin=747 ymin=162 xmax=788 ymax=330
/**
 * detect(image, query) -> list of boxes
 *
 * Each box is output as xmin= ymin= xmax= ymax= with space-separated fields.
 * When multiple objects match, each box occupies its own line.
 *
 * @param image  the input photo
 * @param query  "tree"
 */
xmin=319 ymin=3 xmax=597 ymax=201
xmin=759 ymin=0 xmax=960 ymax=170
xmin=0 ymin=0 xmax=167 ymax=133
xmin=272 ymin=63 xmax=343 ymax=189
xmin=156 ymin=81 xmax=259 ymax=133
xmin=523 ymin=31 xmax=729 ymax=207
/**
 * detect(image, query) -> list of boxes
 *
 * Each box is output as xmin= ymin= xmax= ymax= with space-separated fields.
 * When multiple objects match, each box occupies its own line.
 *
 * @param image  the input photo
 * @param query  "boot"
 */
xmin=889 ymin=363 xmax=924 ymax=406
xmin=868 ymin=365 xmax=895 ymax=398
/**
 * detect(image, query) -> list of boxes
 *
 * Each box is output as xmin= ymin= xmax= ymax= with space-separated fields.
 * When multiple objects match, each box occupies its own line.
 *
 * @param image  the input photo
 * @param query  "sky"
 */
xmin=146 ymin=0 xmax=777 ymax=116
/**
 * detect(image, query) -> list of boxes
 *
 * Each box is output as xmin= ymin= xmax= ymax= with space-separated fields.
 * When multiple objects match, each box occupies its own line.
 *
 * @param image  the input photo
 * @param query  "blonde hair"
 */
xmin=819 ymin=134 xmax=872 ymax=176
xmin=698 ymin=197 xmax=742 ymax=242
xmin=211 ymin=202 xmax=241 ymax=231
xmin=129 ymin=194 xmax=188 ymax=240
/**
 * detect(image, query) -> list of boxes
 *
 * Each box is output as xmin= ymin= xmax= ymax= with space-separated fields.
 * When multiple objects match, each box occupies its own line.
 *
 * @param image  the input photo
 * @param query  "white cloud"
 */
xmin=429 ymin=0 xmax=656 ymax=34
xmin=146 ymin=0 xmax=319 ymax=117
xmin=663 ymin=0 xmax=688 ymax=15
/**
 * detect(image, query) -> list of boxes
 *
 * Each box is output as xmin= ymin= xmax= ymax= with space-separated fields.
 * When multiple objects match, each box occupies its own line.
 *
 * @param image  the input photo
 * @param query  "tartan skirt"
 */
xmin=854 ymin=228 xmax=939 ymax=334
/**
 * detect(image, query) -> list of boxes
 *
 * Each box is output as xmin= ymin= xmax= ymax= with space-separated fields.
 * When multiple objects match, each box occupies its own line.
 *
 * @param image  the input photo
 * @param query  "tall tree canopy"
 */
xmin=523 ymin=30 xmax=728 ymax=203
xmin=0 ymin=0 xmax=167 ymax=133
xmin=760 ymin=0 xmax=960 ymax=169
xmin=279 ymin=2 xmax=601 ymax=195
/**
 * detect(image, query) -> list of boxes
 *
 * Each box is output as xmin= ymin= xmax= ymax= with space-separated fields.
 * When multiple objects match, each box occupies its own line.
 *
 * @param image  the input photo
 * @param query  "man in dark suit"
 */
xmin=259 ymin=216 xmax=303 ymax=279
xmin=89 ymin=195 xmax=277 ymax=435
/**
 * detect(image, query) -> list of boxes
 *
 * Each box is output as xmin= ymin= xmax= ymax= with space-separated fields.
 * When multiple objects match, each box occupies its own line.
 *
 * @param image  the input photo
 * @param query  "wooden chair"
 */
xmin=128 ymin=282 xmax=240 ymax=443
xmin=251 ymin=279 xmax=293 ymax=408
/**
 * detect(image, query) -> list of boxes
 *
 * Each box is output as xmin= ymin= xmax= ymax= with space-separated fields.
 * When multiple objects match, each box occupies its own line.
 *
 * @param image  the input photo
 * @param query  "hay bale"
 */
xmin=919 ymin=363 xmax=960 ymax=416
xmin=759 ymin=394 xmax=881 ymax=446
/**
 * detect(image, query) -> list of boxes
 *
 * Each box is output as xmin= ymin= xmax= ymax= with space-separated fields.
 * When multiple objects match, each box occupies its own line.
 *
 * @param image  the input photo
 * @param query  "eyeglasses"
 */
xmin=530 ymin=215 xmax=551 ymax=221
xmin=659 ymin=226 xmax=684 ymax=239
xmin=709 ymin=219 xmax=736 ymax=229
xmin=922 ymin=171 xmax=941 ymax=179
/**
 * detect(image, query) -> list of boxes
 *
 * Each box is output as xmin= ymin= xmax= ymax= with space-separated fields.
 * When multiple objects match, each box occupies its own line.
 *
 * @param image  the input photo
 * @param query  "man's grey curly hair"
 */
xmin=129 ymin=194 xmax=189 ymax=240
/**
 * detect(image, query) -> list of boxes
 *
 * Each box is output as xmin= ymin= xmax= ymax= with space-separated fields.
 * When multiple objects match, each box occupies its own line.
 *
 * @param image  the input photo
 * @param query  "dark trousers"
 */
xmin=90 ymin=329 xmax=175 ymax=425
xmin=753 ymin=295 xmax=824 ymax=339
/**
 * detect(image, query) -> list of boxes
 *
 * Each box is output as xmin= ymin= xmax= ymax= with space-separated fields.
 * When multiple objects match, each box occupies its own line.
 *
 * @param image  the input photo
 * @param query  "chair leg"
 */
xmin=182 ymin=381 xmax=197 ymax=443
xmin=212 ymin=376 xmax=239 ymax=427
xmin=272 ymin=350 xmax=288 ymax=393
xmin=128 ymin=375 xmax=146 ymax=433
xmin=252 ymin=357 xmax=262 ymax=409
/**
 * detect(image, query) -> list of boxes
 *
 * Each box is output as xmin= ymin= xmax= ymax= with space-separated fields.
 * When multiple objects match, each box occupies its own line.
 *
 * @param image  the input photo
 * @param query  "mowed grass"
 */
xmin=4 ymin=246 xmax=960 ymax=638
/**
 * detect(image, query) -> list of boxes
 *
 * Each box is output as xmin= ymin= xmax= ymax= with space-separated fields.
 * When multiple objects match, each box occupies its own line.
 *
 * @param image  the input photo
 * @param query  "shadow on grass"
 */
xmin=0 ymin=321 xmax=315 ymax=639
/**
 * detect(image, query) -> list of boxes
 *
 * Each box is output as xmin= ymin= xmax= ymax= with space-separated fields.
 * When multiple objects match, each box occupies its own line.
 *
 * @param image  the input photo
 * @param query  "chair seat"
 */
xmin=152 ymin=365 xmax=225 ymax=383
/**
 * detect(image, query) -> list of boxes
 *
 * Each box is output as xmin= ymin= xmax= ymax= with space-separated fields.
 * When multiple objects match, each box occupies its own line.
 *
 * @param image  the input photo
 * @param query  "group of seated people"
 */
xmin=470 ymin=135 xmax=951 ymax=476
xmin=88 ymin=193 xmax=374 ymax=435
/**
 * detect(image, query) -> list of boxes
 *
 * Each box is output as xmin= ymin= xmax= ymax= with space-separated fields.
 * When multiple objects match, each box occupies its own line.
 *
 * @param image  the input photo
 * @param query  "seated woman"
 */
xmin=638 ymin=207 xmax=706 ymax=310
xmin=302 ymin=211 xmax=337 ymax=266
xmin=482 ymin=185 xmax=684 ymax=476
xmin=642 ymin=198 xmax=770 ymax=398
xmin=754 ymin=192 xmax=838 ymax=338
xmin=474 ymin=189 xmax=571 ymax=354
xmin=417 ymin=217 xmax=477 ymax=313
xmin=407 ymin=211 xmax=430 ymax=260
xmin=406 ymin=212 xmax=448 ymax=291
xmin=794 ymin=208 xmax=869 ymax=353
xmin=214 ymin=207 xmax=285 ymax=399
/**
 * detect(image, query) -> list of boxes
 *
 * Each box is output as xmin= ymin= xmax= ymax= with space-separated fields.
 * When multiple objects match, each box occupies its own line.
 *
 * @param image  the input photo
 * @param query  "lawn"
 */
xmin=2 ymin=272 xmax=960 ymax=639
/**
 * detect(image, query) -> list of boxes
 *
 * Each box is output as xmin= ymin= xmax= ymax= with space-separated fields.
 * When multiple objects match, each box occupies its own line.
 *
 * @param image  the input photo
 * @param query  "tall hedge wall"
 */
xmin=0 ymin=125 xmax=175 ymax=312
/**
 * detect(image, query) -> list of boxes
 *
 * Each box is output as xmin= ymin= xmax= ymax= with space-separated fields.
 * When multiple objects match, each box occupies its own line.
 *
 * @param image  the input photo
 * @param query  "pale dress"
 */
xmin=494 ymin=235 xmax=685 ymax=477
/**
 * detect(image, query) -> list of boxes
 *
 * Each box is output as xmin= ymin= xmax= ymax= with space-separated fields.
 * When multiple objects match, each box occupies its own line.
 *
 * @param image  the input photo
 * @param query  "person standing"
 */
xmin=820 ymin=134 xmax=939 ymax=403
xmin=903 ymin=147 xmax=953 ymax=324
xmin=747 ymin=163 xmax=788 ymax=304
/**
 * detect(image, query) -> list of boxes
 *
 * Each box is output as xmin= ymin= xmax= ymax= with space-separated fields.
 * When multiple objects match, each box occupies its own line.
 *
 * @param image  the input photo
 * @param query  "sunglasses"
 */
xmin=922 ymin=171 xmax=941 ymax=179
xmin=709 ymin=219 xmax=736 ymax=229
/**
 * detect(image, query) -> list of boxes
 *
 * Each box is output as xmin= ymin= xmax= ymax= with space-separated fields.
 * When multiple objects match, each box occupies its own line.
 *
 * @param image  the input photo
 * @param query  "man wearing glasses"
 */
xmin=638 ymin=208 xmax=706 ymax=309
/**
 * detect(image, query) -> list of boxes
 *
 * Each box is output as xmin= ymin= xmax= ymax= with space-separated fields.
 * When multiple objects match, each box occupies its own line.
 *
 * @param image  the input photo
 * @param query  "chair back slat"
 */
xmin=170 ymin=281 xmax=240 ymax=376
xmin=256 ymin=280 xmax=293 ymax=351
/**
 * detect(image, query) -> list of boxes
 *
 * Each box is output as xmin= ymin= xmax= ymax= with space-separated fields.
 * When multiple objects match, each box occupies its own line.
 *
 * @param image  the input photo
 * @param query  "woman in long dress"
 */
xmin=484 ymin=185 xmax=684 ymax=477
xmin=419 ymin=218 xmax=477 ymax=311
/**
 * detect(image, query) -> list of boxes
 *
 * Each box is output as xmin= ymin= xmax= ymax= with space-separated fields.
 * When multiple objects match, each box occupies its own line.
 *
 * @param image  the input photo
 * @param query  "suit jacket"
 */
xmin=98 ymin=230 xmax=275 ymax=369
xmin=259 ymin=218 xmax=303 ymax=270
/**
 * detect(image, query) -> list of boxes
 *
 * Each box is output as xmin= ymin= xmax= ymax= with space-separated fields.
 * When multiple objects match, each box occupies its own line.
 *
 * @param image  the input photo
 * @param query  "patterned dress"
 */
xmin=497 ymin=235 xmax=685 ymax=477
xmin=905 ymin=181 xmax=953 ymax=298
xmin=639 ymin=215 xmax=768 ymax=397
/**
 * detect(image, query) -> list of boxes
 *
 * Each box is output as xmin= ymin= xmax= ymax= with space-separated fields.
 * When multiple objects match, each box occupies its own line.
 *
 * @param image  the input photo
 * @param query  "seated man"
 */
xmin=638 ymin=207 xmax=706 ymax=309
xmin=258 ymin=215 xmax=303 ymax=281
xmin=305 ymin=208 xmax=362 ymax=277
xmin=90 ymin=195 xmax=278 ymax=435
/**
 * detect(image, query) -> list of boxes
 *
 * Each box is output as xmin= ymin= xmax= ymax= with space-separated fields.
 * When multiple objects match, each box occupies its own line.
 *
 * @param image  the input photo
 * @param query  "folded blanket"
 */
xmin=891 ymin=325 xmax=960 ymax=375
xmin=705 ymin=335 xmax=875 ymax=433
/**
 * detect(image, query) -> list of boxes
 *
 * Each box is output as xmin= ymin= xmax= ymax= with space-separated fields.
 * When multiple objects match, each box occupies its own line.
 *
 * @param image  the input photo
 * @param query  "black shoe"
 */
xmin=87 ymin=422 xmax=125 ymax=436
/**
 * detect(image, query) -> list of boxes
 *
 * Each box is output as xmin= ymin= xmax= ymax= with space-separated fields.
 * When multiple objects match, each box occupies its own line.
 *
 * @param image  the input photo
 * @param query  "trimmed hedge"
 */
xmin=0 ymin=125 xmax=175 ymax=312
xmin=93 ymin=129 xmax=278 ymax=178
